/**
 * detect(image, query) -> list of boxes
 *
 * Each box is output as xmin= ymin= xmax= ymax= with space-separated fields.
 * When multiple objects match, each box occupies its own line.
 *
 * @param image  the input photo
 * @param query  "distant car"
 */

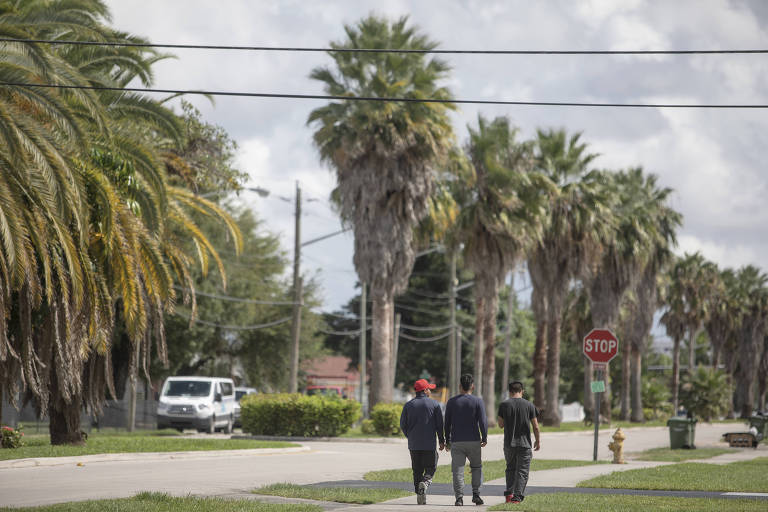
xmin=306 ymin=385 xmax=347 ymax=398
xmin=234 ymin=387 xmax=258 ymax=428
xmin=157 ymin=376 xmax=236 ymax=434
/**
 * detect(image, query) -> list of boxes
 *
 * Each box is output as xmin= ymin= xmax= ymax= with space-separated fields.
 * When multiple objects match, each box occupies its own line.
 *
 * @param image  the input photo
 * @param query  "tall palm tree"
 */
xmin=660 ymin=252 xmax=716 ymax=413
xmin=586 ymin=168 xmax=679 ymax=421
xmin=704 ymin=268 xmax=736 ymax=370
xmin=528 ymin=129 xmax=610 ymax=426
xmin=308 ymin=15 xmax=455 ymax=406
xmin=732 ymin=265 xmax=768 ymax=418
xmin=456 ymin=115 xmax=543 ymax=411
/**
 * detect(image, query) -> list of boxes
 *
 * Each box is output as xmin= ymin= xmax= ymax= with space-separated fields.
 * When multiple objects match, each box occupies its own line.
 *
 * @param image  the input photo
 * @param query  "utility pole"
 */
xmin=448 ymin=250 xmax=458 ymax=397
xmin=455 ymin=328 xmax=462 ymax=389
xmin=501 ymin=272 xmax=515 ymax=401
xmin=289 ymin=181 xmax=302 ymax=393
xmin=359 ymin=283 xmax=367 ymax=416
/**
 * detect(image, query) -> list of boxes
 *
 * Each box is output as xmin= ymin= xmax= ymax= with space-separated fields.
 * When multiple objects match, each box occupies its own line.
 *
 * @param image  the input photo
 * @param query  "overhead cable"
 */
xmin=317 ymin=326 xmax=372 ymax=336
xmin=400 ymin=322 xmax=453 ymax=332
xmin=2 ymin=82 xmax=765 ymax=109
xmin=174 ymin=311 xmax=291 ymax=330
xmin=3 ymin=38 xmax=768 ymax=55
xmin=398 ymin=330 xmax=452 ymax=342
xmin=173 ymin=285 xmax=296 ymax=305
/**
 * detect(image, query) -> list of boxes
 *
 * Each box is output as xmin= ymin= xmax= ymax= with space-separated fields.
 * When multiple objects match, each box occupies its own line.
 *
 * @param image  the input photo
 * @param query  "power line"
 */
xmin=174 ymin=310 xmax=291 ymax=330
xmin=398 ymin=330 xmax=451 ymax=343
xmin=2 ymin=81 xmax=767 ymax=109
xmin=317 ymin=325 xmax=371 ymax=337
xmin=173 ymin=285 xmax=296 ymax=305
xmin=400 ymin=322 xmax=453 ymax=332
xmin=3 ymin=38 xmax=768 ymax=55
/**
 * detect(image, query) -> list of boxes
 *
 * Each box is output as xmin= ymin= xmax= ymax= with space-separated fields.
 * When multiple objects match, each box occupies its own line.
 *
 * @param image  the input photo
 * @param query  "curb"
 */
xmin=0 ymin=446 xmax=310 ymax=470
xmin=233 ymin=435 xmax=407 ymax=444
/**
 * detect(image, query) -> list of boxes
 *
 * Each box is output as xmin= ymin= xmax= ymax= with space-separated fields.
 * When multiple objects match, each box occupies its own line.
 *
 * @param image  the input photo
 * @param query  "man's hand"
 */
xmin=534 ymin=439 xmax=540 ymax=451
xmin=480 ymin=441 xmax=487 ymax=448
xmin=439 ymin=443 xmax=446 ymax=451
xmin=445 ymin=443 xmax=451 ymax=452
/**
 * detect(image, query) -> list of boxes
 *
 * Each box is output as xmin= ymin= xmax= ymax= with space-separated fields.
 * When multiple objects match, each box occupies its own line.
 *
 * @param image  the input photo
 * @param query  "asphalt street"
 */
xmin=0 ymin=422 xmax=760 ymax=508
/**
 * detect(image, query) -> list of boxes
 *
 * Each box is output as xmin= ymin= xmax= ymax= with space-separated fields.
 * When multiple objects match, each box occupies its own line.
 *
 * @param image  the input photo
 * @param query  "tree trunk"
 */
xmin=711 ymin=345 xmax=720 ymax=371
xmin=672 ymin=337 xmax=681 ymax=412
xmin=543 ymin=295 xmax=564 ymax=426
xmin=370 ymin=293 xmax=394 ymax=407
xmin=583 ymin=357 xmax=594 ymax=419
xmin=473 ymin=296 xmax=485 ymax=399
xmin=48 ymin=366 xmax=85 ymax=446
xmin=532 ymin=287 xmax=547 ymax=411
xmin=688 ymin=328 xmax=697 ymax=375
xmin=482 ymin=291 xmax=499 ymax=425
xmin=630 ymin=344 xmax=644 ymax=422
xmin=620 ymin=341 xmax=631 ymax=421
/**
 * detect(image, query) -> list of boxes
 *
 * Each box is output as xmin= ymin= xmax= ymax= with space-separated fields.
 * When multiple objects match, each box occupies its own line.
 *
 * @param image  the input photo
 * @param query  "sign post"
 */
xmin=583 ymin=328 xmax=619 ymax=461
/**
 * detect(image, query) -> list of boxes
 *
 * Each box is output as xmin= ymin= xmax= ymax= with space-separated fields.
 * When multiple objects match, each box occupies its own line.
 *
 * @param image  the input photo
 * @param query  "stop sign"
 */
xmin=583 ymin=328 xmax=619 ymax=364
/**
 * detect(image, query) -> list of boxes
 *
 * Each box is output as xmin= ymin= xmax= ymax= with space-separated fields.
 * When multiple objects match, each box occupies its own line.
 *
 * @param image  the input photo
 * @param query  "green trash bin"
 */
xmin=749 ymin=415 xmax=768 ymax=442
xmin=667 ymin=417 xmax=697 ymax=449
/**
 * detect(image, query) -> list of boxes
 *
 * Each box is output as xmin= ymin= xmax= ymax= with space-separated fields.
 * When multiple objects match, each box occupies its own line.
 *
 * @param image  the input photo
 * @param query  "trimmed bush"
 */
xmin=370 ymin=403 xmax=403 ymax=436
xmin=240 ymin=393 xmax=360 ymax=437
xmin=360 ymin=419 xmax=376 ymax=435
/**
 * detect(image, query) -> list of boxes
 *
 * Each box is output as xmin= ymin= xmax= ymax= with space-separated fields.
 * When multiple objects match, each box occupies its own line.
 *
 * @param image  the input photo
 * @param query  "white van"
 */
xmin=156 ymin=376 xmax=236 ymax=433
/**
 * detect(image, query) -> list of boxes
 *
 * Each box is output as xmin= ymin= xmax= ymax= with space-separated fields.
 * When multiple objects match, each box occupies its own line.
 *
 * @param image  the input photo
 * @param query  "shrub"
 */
xmin=680 ymin=367 xmax=731 ymax=421
xmin=1 ymin=425 xmax=25 ymax=448
xmin=240 ymin=393 xmax=360 ymax=437
xmin=370 ymin=403 xmax=403 ymax=436
xmin=361 ymin=419 xmax=376 ymax=435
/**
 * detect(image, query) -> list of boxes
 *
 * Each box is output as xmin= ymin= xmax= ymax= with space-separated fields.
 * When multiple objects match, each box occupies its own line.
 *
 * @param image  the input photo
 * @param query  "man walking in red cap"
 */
xmin=400 ymin=378 xmax=445 ymax=505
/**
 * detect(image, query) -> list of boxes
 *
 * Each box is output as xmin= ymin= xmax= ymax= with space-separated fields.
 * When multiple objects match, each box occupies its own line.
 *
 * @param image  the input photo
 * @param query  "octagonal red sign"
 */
xmin=583 ymin=328 xmax=619 ymax=364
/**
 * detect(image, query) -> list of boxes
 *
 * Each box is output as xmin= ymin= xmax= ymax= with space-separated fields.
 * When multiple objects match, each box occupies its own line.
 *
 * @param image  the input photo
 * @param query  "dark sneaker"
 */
xmin=455 ymin=497 xmax=463 ymax=506
xmin=417 ymin=481 xmax=427 ymax=505
xmin=471 ymin=494 xmax=484 ymax=505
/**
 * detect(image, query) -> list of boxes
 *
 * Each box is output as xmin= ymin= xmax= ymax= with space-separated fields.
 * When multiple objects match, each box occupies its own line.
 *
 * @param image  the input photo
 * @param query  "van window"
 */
xmin=164 ymin=381 xmax=211 ymax=397
xmin=220 ymin=382 xmax=234 ymax=397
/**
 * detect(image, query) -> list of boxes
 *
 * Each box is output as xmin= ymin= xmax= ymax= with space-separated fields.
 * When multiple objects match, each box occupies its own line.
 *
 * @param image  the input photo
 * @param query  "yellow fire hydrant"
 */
xmin=608 ymin=427 xmax=626 ymax=464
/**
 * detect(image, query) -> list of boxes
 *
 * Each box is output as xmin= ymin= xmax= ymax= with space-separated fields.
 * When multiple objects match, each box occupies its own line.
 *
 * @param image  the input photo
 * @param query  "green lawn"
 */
xmin=364 ymin=458 xmax=606 ymax=483
xmin=0 ymin=492 xmax=322 ymax=512
xmin=253 ymin=483 xmax=411 ymax=504
xmin=488 ymin=493 xmax=768 ymax=511
xmin=579 ymin=457 xmax=768 ymax=492
xmin=632 ymin=447 xmax=734 ymax=462
xmin=0 ymin=432 xmax=298 ymax=461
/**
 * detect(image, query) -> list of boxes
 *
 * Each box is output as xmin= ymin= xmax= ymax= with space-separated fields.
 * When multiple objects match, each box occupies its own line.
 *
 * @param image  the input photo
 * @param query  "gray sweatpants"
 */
xmin=503 ymin=444 xmax=532 ymax=499
xmin=450 ymin=441 xmax=483 ymax=498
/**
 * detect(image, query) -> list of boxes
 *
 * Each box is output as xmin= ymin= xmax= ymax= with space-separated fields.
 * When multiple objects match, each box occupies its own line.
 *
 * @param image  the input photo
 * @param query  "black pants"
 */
xmin=503 ymin=445 xmax=532 ymax=499
xmin=409 ymin=449 xmax=439 ymax=493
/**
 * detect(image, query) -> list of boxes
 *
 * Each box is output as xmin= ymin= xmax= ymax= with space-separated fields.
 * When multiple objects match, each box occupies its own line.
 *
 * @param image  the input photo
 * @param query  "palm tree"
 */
xmin=732 ymin=265 xmax=768 ymax=418
xmin=704 ymin=268 xmax=736 ymax=370
xmin=586 ymin=168 xmax=679 ymax=421
xmin=455 ymin=115 xmax=543 ymax=411
xmin=0 ymin=0 xmax=241 ymax=444
xmin=308 ymin=15 xmax=455 ymax=406
xmin=661 ymin=252 xmax=716 ymax=413
xmin=528 ymin=129 xmax=610 ymax=426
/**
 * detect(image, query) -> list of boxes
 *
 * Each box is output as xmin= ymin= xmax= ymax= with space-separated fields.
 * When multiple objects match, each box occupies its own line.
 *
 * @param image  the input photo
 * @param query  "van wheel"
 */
xmin=224 ymin=415 xmax=233 ymax=434
xmin=207 ymin=415 xmax=216 ymax=434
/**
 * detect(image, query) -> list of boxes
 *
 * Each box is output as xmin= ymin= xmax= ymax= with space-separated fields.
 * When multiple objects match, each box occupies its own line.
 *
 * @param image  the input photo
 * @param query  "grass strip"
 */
xmin=578 ymin=457 xmax=768 ymax=492
xmin=364 ymin=458 xmax=606 ymax=483
xmin=0 ymin=434 xmax=297 ymax=461
xmin=488 ymin=493 xmax=768 ymax=511
xmin=0 ymin=492 xmax=323 ymax=512
xmin=632 ymin=447 xmax=733 ymax=462
xmin=253 ymin=483 xmax=411 ymax=504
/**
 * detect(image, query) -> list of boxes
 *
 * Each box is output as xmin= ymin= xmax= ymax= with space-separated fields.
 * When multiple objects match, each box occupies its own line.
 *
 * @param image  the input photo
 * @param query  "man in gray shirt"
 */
xmin=497 ymin=381 xmax=540 ymax=504
xmin=444 ymin=374 xmax=487 ymax=506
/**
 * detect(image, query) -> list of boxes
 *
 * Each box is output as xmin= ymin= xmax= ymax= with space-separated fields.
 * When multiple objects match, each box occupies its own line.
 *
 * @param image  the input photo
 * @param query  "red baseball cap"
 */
xmin=414 ymin=379 xmax=436 ymax=392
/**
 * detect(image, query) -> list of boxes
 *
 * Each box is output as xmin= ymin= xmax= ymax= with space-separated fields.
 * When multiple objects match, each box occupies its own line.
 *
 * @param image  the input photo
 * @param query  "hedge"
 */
xmin=240 ymin=393 xmax=360 ymax=437
xmin=370 ymin=403 xmax=404 ymax=436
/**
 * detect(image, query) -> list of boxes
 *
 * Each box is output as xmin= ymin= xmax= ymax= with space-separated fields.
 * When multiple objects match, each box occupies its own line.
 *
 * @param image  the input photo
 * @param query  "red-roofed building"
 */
xmin=304 ymin=355 xmax=364 ymax=399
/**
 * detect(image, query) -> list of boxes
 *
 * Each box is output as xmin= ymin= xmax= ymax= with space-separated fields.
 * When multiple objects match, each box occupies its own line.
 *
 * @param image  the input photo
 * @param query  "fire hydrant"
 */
xmin=608 ymin=427 xmax=626 ymax=464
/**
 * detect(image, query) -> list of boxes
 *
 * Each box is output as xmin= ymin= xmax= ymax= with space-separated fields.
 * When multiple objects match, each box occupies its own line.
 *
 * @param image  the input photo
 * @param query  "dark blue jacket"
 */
xmin=444 ymin=393 xmax=488 ymax=444
xmin=400 ymin=392 xmax=445 ymax=451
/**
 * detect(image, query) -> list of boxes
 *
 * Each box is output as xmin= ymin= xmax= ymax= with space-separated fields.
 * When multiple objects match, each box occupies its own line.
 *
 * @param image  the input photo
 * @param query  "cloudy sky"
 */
xmin=106 ymin=1 xmax=768 ymax=331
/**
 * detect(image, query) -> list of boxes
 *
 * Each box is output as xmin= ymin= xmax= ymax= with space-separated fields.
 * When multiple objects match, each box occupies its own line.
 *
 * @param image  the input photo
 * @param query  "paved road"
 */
xmin=0 ymin=422 xmax=753 ymax=508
